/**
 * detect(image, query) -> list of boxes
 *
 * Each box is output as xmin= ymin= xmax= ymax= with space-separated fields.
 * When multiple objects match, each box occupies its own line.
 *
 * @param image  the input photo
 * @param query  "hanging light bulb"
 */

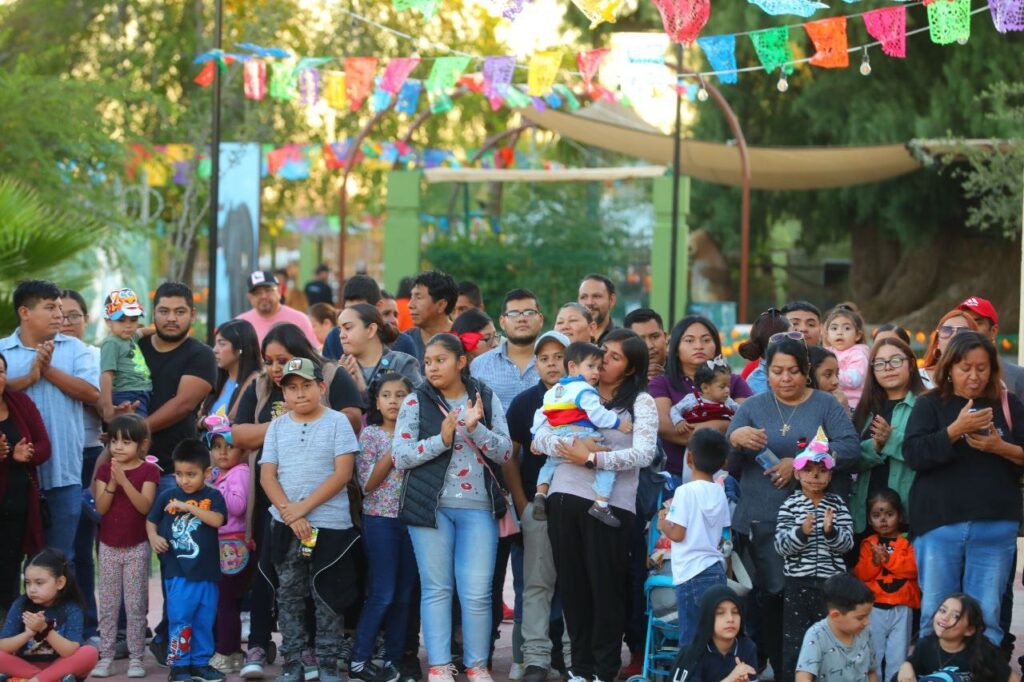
xmin=697 ymin=78 xmax=709 ymax=101
xmin=956 ymin=34 xmax=969 ymax=45
xmin=777 ymin=72 xmax=789 ymax=93
xmin=859 ymin=47 xmax=872 ymax=76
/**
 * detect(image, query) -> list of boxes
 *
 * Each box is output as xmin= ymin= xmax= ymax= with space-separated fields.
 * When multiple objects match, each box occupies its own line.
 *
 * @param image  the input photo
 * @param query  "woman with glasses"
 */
xmin=740 ymin=309 xmax=797 ymax=395
xmin=920 ymin=310 xmax=979 ymax=388
xmin=725 ymin=337 xmax=859 ymax=677
xmin=903 ymin=332 xmax=1024 ymax=646
xmin=849 ymin=338 xmax=927 ymax=533
xmin=452 ymin=308 xmax=501 ymax=361
xmin=338 ymin=303 xmax=422 ymax=399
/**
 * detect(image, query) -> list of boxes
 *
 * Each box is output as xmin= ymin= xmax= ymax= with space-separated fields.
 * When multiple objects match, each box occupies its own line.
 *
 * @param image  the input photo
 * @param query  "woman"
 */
xmin=392 ymin=334 xmax=512 ymax=682
xmin=739 ymin=309 xmax=793 ymax=395
xmin=451 ymin=309 xmax=499 ymax=361
xmin=338 ymin=304 xmax=421 ymax=396
xmin=201 ymin=319 xmax=262 ymax=421
xmin=0 ymin=352 xmax=51 ymax=611
xmin=726 ymin=337 xmax=859 ymax=676
xmin=533 ymin=329 xmax=657 ymax=682
xmin=554 ymin=303 xmax=596 ymax=344
xmin=231 ymin=323 xmax=363 ymax=678
xmin=649 ymin=316 xmax=754 ymax=480
xmin=849 ymin=338 xmax=926 ymax=533
xmin=308 ymin=302 xmax=338 ymax=350
xmin=920 ymin=310 xmax=978 ymax=388
xmin=903 ymin=331 xmax=1024 ymax=645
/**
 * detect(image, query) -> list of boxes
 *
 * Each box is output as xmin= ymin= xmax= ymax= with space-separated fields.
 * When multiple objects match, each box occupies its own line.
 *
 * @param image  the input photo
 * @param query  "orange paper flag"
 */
xmin=805 ymin=16 xmax=850 ymax=68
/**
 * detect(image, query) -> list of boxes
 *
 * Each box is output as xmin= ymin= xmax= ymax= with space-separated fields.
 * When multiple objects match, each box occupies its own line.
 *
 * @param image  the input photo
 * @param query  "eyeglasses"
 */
xmin=769 ymin=331 xmax=805 ymax=344
xmin=479 ymin=333 xmax=498 ymax=346
xmin=871 ymin=356 xmax=907 ymax=371
xmin=62 ymin=313 xmax=84 ymax=323
xmin=504 ymin=309 xmax=540 ymax=319
xmin=936 ymin=325 xmax=969 ymax=340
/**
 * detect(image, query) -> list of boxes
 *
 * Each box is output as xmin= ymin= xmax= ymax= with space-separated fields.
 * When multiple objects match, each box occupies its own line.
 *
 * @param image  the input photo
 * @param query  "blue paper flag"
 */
xmin=237 ymin=43 xmax=292 ymax=59
xmin=697 ymin=34 xmax=738 ymax=84
xmin=370 ymin=78 xmax=393 ymax=113
xmin=747 ymin=0 xmax=828 ymax=16
xmin=396 ymin=79 xmax=422 ymax=114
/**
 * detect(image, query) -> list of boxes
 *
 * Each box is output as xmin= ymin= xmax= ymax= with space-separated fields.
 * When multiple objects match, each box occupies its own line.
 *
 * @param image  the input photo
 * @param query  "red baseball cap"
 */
xmin=958 ymin=296 xmax=998 ymax=325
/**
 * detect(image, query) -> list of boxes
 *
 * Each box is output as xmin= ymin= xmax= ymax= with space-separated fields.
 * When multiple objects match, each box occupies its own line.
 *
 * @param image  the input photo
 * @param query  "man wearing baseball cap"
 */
xmin=236 ymin=270 xmax=320 ymax=347
xmin=957 ymin=296 xmax=1024 ymax=398
xmin=504 ymin=330 xmax=572 ymax=682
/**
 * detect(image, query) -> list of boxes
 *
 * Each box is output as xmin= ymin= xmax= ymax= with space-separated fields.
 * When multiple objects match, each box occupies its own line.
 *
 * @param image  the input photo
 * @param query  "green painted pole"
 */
xmin=383 ymin=170 xmax=423 ymax=292
xmin=651 ymin=175 xmax=690 ymax=323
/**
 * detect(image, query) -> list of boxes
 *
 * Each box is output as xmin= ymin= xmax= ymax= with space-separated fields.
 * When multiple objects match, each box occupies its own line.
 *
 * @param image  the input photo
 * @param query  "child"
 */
xmin=203 ymin=416 xmax=252 ymax=675
xmin=90 ymin=415 xmax=160 ymax=678
xmin=670 ymin=356 xmax=740 ymax=426
xmin=808 ymin=346 xmax=848 ymax=411
xmin=260 ymin=358 xmax=360 ymax=682
xmin=795 ymin=573 xmax=877 ymax=682
xmin=775 ymin=428 xmax=854 ymax=682
xmin=672 ymin=585 xmax=758 ymax=682
xmin=350 ymin=373 xmax=417 ymax=682
xmin=823 ymin=305 xmax=869 ymax=410
xmin=99 ymin=288 xmax=153 ymax=420
xmin=531 ymin=341 xmax=632 ymax=527
xmin=147 ymin=439 xmax=227 ymax=682
xmin=0 ymin=549 xmax=99 ymax=682
xmin=897 ymin=594 xmax=1017 ymax=682
xmin=657 ymin=429 xmax=733 ymax=647
xmin=852 ymin=489 xmax=920 ymax=682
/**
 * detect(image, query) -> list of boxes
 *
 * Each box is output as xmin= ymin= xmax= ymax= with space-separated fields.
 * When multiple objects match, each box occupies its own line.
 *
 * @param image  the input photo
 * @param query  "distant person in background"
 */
xmin=282 ymin=263 xmax=308 ymax=312
xmin=379 ymin=291 xmax=401 ymax=336
xmin=455 ymin=281 xmax=485 ymax=317
xmin=781 ymin=300 xmax=823 ymax=347
xmin=740 ymin=309 xmax=792 ymax=395
xmin=304 ymin=265 xmax=334 ymax=307
xmin=577 ymin=274 xmax=617 ymax=345
xmin=401 ymin=271 xmax=457 ymax=364
xmin=624 ymin=308 xmax=668 ymax=378
xmin=309 ymin=303 xmax=338 ymax=350
xmin=323 ymin=277 xmax=418 ymax=360
xmin=452 ymin=309 xmax=500 ymax=362
xmin=237 ymin=270 xmax=320 ymax=348
xmin=872 ymin=324 xmax=911 ymax=346
xmin=554 ymin=303 xmax=596 ymax=345
xmin=957 ymin=296 xmax=1024 ymax=398
xmin=396 ymin=277 xmax=416 ymax=333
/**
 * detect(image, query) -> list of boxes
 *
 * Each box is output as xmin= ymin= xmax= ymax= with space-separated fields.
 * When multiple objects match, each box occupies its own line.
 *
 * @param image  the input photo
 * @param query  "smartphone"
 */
xmin=969 ymin=408 xmax=992 ymax=436
xmin=756 ymin=449 xmax=780 ymax=470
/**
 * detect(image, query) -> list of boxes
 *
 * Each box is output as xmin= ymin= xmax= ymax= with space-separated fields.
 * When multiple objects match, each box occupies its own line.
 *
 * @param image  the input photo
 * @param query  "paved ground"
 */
xmin=92 ymin=541 xmax=1024 ymax=681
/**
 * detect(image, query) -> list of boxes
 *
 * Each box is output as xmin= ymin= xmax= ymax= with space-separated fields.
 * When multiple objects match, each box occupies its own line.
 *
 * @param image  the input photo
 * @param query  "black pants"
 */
xmin=623 ymin=513 xmax=647 ymax=653
xmin=0 ymin=512 xmax=26 ymax=613
xmin=782 ymin=576 xmax=826 ymax=682
xmin=488 ymin=534 xmax=516 ymax=666
xmin=747 ymin=521 xmax=785 ymax=677
xmin=547 ymin=493 xmax=633 ymax=682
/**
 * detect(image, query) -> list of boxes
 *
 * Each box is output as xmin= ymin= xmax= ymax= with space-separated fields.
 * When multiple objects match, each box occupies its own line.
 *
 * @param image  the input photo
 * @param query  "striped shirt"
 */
xmin=470 ymin=340 xmax=538 ymax=411
xmin=774 ymin=491 xmax=853 ymax=578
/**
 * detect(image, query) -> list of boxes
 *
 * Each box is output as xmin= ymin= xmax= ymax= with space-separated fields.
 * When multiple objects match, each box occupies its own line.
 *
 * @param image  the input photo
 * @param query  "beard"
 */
xmin=156 ymin=324 xmax=190 ymax=343
xmin=507 ymin=330 xmax=539 ymax=347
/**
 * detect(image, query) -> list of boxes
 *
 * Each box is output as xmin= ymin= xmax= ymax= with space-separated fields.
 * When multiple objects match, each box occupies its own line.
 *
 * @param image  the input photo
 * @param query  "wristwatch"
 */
xmin=585 ymin=452 xmax=597 ymax=469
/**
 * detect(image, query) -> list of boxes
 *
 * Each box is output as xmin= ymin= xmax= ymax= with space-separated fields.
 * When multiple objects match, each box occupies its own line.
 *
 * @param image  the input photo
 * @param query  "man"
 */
xmin=578 ymin=273 xmax=617 ymax=345
xmin=504 ymin=331 xmax=573 ymax=682
xmin=0 ymin=280 xmax=99 ymax=561
xmin=470 ymin=288 xmax=543 ymax=410
xmin=140 ymin=281 xmax=218 ymax=662
xmin=456 ymin=280 xmax=485 ymax=317
xmin=958 ymin=296 xmax=1024 ymax=398
xmin=625 ymin=308 xmax=668 ymax=377
xmin=237 ymin=270 xmax=320 ymax=347
xmin=303 ymin=264 xmax=334 ymax=306
xmin=322 ymin=276 xmax=417 ymax=360
xmin=401 ymin=270 xmax=458 ymax=363
xmin=781 ymin=300 xmax=823 ymax=346
xmin=379 ymin=290 xmax=401 ymax=335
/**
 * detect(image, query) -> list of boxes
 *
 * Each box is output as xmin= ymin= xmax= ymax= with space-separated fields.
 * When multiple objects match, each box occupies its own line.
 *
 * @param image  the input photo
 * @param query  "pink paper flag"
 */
xmin=652 ymin=0 xmax=711 ymax=44
xmin=576 ymin=48 xmax=610 ymax=96
xmin=381 ymin=57 xmax=421 ymax=94
xmin=345 ymin=57 xmax=379 ymax=112
xmin=862 ymin=5 xmax=907 ymax=58
xmin=243 ymin=59 xmax=267 ymax=100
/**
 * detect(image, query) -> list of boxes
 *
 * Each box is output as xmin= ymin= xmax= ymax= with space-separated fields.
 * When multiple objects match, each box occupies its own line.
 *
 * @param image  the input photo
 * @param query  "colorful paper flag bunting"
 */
xmin=381 ymin=57 xmax=421 ymax=94
xmin=748 ymin=0 xmax=828 ymax=18
xmin=553 ymin=84 xmax=581 ymax=110
xmin=862 ymin=6 xmax=907 ymax=57
xmin=697 ymin=34 xmax=738 ymax=84
xmin=750 ymin=26 xmax=794 ymax=73
xmin=652 ymin=0 xmax=712 ymax=44
xmin=527 ymin=51 xmax=562 ymax=96
xmin=928 ymin=0 xmax=971 ymax=43
xmin=243 ymin=59 xmax=267 ymax=100
xmin=269 ymin=62 xmax=296 ymax=100
xmin=194 ymin=61 xmax=216 ymax=87
xmin=570 ymin=0 xmax=624 ymax=28
xmin=396 ymin=79 xmax=423 ymax=113
xmin=426 ymin=56 xmax=472 ymax=93
xmin=481 ymin=0 xmax=530 ymax=19
xmin=502 ymin=85 xmax=533 ymax=108
xmin=576 ymin=48 xmax=610 ymax=97
xmin=345 ymin=57 xmax=379 ymax=111
xmin=393 ymin=0 xmax=441 ymax=19
xmin=989 ymin=0 xmax=1024 ymax=30
xmin=371 ymin=79 xmax=394 ymax=113
xmin=805 ymin=16 xmax=849 ymax=67
xmin=428 ymin=89 xmax=454 ymax=113
xmin=324 ymin=71 xmax=347 ymax=109
xmin=297 ymin=68 xmax=321 ymax=105
xmin=237 ymin=43 xmax=291 ymax=59
xmin=483 ymin=56 xmax=516 ymax=110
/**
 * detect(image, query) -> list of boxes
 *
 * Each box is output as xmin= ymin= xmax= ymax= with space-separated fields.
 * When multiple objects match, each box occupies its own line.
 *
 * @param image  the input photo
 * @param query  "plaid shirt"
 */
xmin=470 ymin=340 xmax=539 ymax=411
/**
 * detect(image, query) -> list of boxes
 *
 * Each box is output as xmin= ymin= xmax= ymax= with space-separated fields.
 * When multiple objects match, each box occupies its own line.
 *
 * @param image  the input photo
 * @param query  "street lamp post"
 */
xmin=206 ymin=0 xmax=224 ymax=343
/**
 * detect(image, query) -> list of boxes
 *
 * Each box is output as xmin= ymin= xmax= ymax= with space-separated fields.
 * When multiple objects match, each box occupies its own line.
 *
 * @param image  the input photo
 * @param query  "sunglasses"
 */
xmin=769 ymin=331 xmax=805 ymax=344
xmin=936 ymin=325 xmax=969 ymax=340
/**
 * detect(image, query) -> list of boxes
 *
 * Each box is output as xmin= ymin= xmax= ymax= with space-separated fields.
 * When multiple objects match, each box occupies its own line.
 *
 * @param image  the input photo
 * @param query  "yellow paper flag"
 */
xmin=324 ymin=71 xmax=347 ymax=110
xmin=527 ymin=51 xmax=562 ymax=97
xmin=570 ymin=0 xmax=624 ymax=29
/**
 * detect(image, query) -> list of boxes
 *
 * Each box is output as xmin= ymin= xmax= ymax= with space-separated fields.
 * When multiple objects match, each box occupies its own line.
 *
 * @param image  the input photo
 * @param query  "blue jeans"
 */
xmin=537 ymin=459 xmax=616 ymax=499
xmin=74 ymin=446 xmax=104 ymax=639
xmin=352 ymin=515 xmax=418 ymax=664
xmin=112 ymin=390 xmax=150 ymax=417
xmin=674 ymin=562 xmax=727 ymax=647
xmin=44 ymin=484 xmax=82 ymax=562
xmin=914 ymin=519 xmax=1018 ymax=645
xmin=408 ymin=507 xmax=498 ymax=668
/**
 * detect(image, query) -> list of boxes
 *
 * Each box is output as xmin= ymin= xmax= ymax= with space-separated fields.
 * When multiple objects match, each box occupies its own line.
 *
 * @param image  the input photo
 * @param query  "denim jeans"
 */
xmin=914 ymin=519 xmax=1018 ymax=645
xmin=408 ymin=507 xmax=497 ymax=668
xmin=44 ymin=484 xmax=82 ymax=562
xmin=674 ymin=562 xmax=727 ymax=647
xmin=352 ymin=514 xmax=418 ymax=664
xmin=74 ymin=446 xmax=104 ymax=639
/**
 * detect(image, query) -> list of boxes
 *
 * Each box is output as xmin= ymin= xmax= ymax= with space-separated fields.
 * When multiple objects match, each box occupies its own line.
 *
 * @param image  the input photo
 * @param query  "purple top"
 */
xmin=648 ymin=371 xmax=753 ymax=476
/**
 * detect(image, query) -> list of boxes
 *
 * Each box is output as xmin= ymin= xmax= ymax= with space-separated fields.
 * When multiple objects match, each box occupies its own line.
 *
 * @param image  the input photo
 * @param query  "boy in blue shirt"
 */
xmin=147 ymin=439 xmax=227 ymax=682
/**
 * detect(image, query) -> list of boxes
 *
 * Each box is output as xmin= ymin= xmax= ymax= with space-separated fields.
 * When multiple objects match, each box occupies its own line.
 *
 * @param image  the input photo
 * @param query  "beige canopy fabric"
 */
xmin=521 ymin=101 xmax=924 ymax=190
xmin=423 ymin=166 xmax=667 ymax=184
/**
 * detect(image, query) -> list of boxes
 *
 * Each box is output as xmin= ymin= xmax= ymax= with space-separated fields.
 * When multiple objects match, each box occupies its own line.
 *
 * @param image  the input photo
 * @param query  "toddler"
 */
xmin=670 ymin=356 xmax=739 ymax=426
xmin=99 ymin=288 xmax=153 ymax=420
xmin=823 ymin=305 xmax=869 ymax=410
xmin=795 ymin=573 xmax=877 ymax=682
xmin=531 ymin=341 xmax=632 ymax=527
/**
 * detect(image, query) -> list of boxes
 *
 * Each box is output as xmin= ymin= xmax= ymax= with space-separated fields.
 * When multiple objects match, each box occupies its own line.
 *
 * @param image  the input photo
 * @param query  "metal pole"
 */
xmin=1018 ymin=167 xmax=1024 ymax=365
xmin=668 ymin=43 xmax=684 ymax=327
xmin=206 ymin=0 xmax=224 ymax=344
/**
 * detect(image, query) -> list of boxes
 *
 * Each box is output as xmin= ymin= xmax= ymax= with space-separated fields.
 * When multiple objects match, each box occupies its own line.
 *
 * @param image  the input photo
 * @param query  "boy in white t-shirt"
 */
xmin=656 ymin=429 xmax=732 ymax=648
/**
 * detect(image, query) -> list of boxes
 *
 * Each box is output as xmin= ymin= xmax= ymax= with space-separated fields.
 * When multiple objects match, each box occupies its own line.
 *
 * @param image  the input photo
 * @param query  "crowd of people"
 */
xmin=0 ymin=269 xmax=1021 ymax=682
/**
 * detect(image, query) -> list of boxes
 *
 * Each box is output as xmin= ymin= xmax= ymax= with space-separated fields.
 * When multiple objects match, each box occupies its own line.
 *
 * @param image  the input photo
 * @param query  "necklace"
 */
xmin=773 ymin=392 xmax=804 ymax=436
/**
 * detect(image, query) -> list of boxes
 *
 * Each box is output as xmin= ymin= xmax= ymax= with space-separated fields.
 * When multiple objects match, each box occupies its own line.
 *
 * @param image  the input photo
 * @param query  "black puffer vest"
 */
xmin=398 ymin=378 xmax=507 ymax=528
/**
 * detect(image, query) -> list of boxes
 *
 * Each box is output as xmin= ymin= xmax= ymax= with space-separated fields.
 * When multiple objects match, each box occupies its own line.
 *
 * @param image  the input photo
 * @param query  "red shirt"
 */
xmin=95 ymin=460 xmax=161 ymax=547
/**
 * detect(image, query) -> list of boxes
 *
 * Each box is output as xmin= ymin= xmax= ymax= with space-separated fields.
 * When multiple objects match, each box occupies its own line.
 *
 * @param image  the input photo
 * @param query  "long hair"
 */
xmin=366 ymin=372 xmax=415 ymax=426
xmin=425 ymin=333 xmax=472 ymax=388
xmin=932 ymin=593 xmax=1004 ymax=681
xmin=853 ymin=338 xmax=926 ymax=432
xmin=664 ymin=316 xmax=724 ymax=392
xmin=203 ymin=319 xmax=263 ymax=416
xmin=25 ymin=548 xmax=84 ymax=608
xmin=738 ymin=308 xmax=790 ymax=361
xmin=601 ymin=329 xmax=649 ymax=418
xmin=807 ymin=345 xmax=837 ymax=390
xmin=922 ymin=309 xmax=979 ymax=370
xmin=346 ymin=303 xmax=399 ymax=346
xmin=259 ymin=323 xmax=328 ymax=392
xmin=932 ymin=332 xmax=1003 ymax=403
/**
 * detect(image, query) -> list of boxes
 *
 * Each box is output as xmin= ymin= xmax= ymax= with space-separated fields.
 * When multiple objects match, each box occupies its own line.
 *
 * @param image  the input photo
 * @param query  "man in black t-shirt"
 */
xmin=303 ymin=265 xmax=334 ymax=307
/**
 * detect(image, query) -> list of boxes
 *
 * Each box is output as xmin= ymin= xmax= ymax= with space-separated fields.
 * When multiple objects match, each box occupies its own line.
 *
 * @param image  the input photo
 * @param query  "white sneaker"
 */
xmin=467 ymin=666 xmax=494 ymax=682
xmin=91 ymin=658 xmax=115 ymax=678
xmin=127 ymin=658 xmax=147 ymax=678
xmin=428 ymin=664 xmax=458 ymax=682
xmin=509 ymin=663 xmax=525 ymax=681
xmin=210 ymin=653 xmax=236 ymax=674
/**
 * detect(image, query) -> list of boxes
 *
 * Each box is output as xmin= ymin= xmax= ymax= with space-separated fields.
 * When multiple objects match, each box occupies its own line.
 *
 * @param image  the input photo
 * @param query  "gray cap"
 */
xmin=534 ymin=330 xmax=571 ymax=354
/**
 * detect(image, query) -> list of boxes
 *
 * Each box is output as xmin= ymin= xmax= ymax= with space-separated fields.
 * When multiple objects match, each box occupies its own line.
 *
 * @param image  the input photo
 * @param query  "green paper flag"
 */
xmin=750 ymin=27 xmax=794 ymax=74
xmin=927 ymin=0 xmax=971 ymax=44
xmin=502 ymin=85 xmax=532 ymax=108
xmin=428 ymin=89 xmax=454 ymax=113
xmin=426 ymin=56 xmax=472 ymax=93
xmin=553 ymin=84 xmax=580 ymax=110
xmin=269 ymin=62 xmax=296 ymax=100
xmin=393 ymin=0 xmax=440 ymax=20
